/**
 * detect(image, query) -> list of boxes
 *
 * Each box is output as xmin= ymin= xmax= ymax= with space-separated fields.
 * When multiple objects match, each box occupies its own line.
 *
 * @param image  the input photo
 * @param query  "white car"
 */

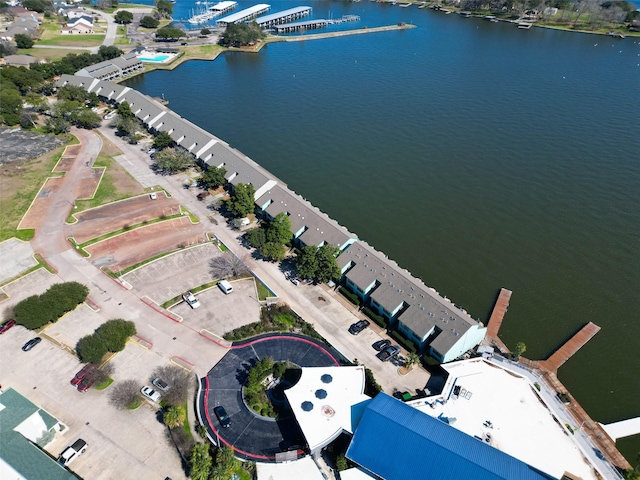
xmin=182 ymin=291 xmax=200 ymax=308
xmin=141 ymin=386 xmax=161 ymax=402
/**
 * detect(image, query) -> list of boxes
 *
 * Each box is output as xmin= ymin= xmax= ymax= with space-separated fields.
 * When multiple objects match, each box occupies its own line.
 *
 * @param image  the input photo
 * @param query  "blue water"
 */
xmin=138 ymin=54 xmax=171 ymax=62
xmin=124 ymin=0 xmax=640 ymax=461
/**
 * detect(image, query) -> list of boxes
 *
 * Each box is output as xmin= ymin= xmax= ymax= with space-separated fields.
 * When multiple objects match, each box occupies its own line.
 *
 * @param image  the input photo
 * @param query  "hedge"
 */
xmin=77 ymin=319 xmax=136 ymax=364
xmin=390 ymin=330 xmax=418 ymax=354
xmin=362 ymin=306 xmax=388 ymax=329
xmin=14 ymin=282 xmax=89 ymax=330
xmin=338 ymin=287 xmax=361 ymax=306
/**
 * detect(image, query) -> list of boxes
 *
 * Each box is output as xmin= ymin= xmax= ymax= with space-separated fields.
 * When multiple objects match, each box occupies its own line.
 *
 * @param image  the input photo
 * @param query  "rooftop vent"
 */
xmin=321 ymin=374 xmax=333 ymax=384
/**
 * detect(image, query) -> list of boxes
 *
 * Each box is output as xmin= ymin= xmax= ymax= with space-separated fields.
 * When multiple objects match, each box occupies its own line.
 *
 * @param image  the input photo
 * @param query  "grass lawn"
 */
xmin=0 ymin=138 xmax=74 ymax=242
xmin=115 ymin=37 xmax=131 ymax=45
xmin=96 ymin=377 xmax=114 ymax=390
xmin=19 ymin=48 xmax=89 ymax=60
xmin=37 ymin=34 xmax=105 ymax=47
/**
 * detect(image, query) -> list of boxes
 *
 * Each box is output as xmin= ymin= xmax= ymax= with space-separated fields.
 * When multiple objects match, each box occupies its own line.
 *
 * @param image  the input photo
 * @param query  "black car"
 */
xmin=372 ymin=339 xmax=391 ymax=351
xmin=22 ymin=337 xmax=42 ymax=351
xmin=377 ymin=345 xmax=400 ymax=362
xmin=348 ymin=319 xmax=370 ymax=335
xmin=213 ymin=406 xmax=231 ymax=428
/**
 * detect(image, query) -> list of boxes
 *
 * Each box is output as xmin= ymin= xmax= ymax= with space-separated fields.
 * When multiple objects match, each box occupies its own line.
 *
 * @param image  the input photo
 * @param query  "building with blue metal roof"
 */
xmin=346 ymin=393 xmax=559 ymax=480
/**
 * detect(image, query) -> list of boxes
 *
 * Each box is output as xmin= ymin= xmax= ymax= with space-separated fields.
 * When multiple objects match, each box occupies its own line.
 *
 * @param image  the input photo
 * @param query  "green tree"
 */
xmin=0 ymin=88 xmax=22 ymax=125
xmin=163 ymin=406 xmax=183 ymax=428
xmin=98 ymin=319 xmax=136 ymax=352
xmin=115 ymin=116 xmax=138 ymax=138
xmin=140 ymin=15 xmax=159 ymax=28
xmin=19 ymin=111 xmax=37 ymax=129
xmin=404 ymin=352 xmax=420 ymax=370
xmin=117 ymin=100 xmax=133 ymax=118
xmin=156 ymin=26 xmax=185 ymax=40
xmin=114 ymin=9 xmax=133 ymax=23
xmin=200 ymin=27 xmax=211 ymax=35
xmin=155 ymin=0 xmax=174 ymax=17
xmin=315 ymin=244 xmax=341 ymax=283
xmin=189 ymin=443 xmax=212 ymax=480
xmin=70 ymin=108 xmax=101 ymax=129
xmin=154 ymin=147 xmax=195 ymax=174
xmin=266 ymin=212 xmax=292 ymax=245
xmin=219 ymin=21 xmax=265 ymax=47
xmin=226 ymin=183 xmax=255 ymax=218
xmin=514 ymin=342 xmax=527 ymax=360
xmin=22 ymin=0 xmax=52 ymax=12
xmin=152 ymin=130 xmax=174 ymax=149
xmin=245 ymin=227 xmax=266 ymax=249
xmin=14 ymin=282 xmax=88 ymax=329
xmin=44 ymin=116 xmax=71 ymax=134
xmin=260 ymin=242 xmax=286 ymax=262
xmin=14 ymin=33 xmax=33 ymax=49
xmin=97 ymin=45 xmax=122 ymax=60
xmin=336 ymin=453 xmax=348 ymax=471
xmin=57 ymin=84 xmax=90 ymax=102
xmin=24 ymin=92 xmax=48 ymax=112
xmin=77 ymin=333 xmax=108 ymax=364
xmin=211 ymin=446 xmax=240 ymax=479
xmin=296 ymin=245 xmax=319 ymax=280
xmin=198 ymin=166 xmax=227 ymax=190
xmin=53 ymin=99 xmax=83 ymax=119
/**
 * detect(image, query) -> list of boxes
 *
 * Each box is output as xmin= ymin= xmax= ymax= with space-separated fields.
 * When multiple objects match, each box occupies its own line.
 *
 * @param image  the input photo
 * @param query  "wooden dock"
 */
xmin=538 ymin=322 xmax=601 ymax=373
xmin=486 ymin=288 xmax=512 ymax=342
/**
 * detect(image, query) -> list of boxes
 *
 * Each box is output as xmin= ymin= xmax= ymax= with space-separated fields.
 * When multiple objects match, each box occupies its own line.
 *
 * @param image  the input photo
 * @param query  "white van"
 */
xmin=58 ymin=438 xmax=87 ymax=466
xmin=218 ymin=280 xmax=233 ymax=294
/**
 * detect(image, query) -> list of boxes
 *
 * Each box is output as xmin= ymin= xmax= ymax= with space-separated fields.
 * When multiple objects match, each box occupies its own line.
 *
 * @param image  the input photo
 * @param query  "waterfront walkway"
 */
xmin=538 ymin=322 xmax=601 ymax=373
xmin=601 ymin=417 xmax=640 ymax=442
xmin=486 ymin=288 xmax=511 ymax=351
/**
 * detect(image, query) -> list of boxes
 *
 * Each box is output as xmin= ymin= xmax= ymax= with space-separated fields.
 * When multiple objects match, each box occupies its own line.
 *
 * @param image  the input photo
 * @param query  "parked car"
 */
xmin=0 ymin=319 xmax=16 ymax=334
xmin=213 ymin=406 xmax=231 ymax=428
xmin=149 ymin=192 xmax=157 ymax=200
xmin=377 ymin=345 xmax=401 ymax=362
xmin=141 ymin=386 xmax=161 ymax=402
xmin=71 ymin=364 xmax=94 ymax=386
xmin=22 ymin=337 xmax=42 ymax=351
xmin=152 ymin=377 xmax=170 ymax=392
xmin=372 ymin=339 xmax=391 ymax=351
xmin=290 ymin=277 xmax=300 ymax=286
xmin=57 ymin=438 xmax=87 ymax=466
xmin=348 ymin=319 xmax=370 ymax=335
xmin=77 ymin=375 xmax=96 ymax=393
xmin=182 ymin=291 xmax=200 ymax=309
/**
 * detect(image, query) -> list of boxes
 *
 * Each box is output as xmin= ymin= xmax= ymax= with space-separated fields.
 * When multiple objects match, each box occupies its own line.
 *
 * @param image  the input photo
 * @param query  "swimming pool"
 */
xmin=138 ymin=54 xmax=171 ymax=63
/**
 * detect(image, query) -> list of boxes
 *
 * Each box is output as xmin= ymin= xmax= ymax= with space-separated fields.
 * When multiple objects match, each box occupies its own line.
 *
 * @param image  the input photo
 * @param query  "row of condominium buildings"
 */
xmin=58 ymin=71 xmax=487 ymax=363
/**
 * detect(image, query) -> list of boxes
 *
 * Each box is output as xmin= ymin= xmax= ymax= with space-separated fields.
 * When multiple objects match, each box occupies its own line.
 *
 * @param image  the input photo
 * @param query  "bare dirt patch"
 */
xmin=68 ymin=193 xmax=181 ymax=243
xmin=63 ymin=144 xmax=83 ymax=157
xmin=18 ymin=177 xmax=66 ymax=230
xmin=77 ymin=167 xmax=104 ymax=200
xmin=53 ymin=156 xmax=76 ymax=172
xmin=85 ymin=217 xmax=209 ymax=272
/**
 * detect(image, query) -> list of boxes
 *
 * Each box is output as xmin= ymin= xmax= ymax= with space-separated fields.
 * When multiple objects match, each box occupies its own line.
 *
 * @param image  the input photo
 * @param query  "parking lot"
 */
xmin=0 ymin=325 xmax=187 ymax=480
xmin=169 ymin=278 xmax=260 ymax=337
xmin=45 ymin=303 xmax=104 ymax=351
xmin=123 ymin=243 xmax=225 ymax=304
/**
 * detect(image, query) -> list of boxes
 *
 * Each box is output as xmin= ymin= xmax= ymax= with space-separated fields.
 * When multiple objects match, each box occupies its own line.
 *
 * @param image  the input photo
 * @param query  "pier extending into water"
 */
xmin=538 ymin=322 xmax=601 ymax=373
xmin=272 ymin=15 xmax=360 ymax=34
xmin=268 ymin=23 xmax=415 ymax=41
xmin=601 ymin=417 xmax=640 ymax=442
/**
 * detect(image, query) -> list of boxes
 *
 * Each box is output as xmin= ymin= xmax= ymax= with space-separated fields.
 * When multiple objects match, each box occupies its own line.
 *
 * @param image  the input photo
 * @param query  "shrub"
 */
xmin=77 ymin=333 xmax=108 ymax=364
xmin=14 ymin=282 xmax=88 ymax=329
xmin=364 ymin=367 xmax=382 ymax=397
xmin=390 ymin=330 xmax=418 ymax=353
xmin=336 ymin=453 xmax=348 ymax=471
xmin=338 ymin=287 xmax=361 ymax=306
xmin=245 ymin=227 xmax=266 ymax=249
xmin=98 ymin=319 xmax=136 ymax=352
xmin=362 ymin=306 xmax=387 ymax=328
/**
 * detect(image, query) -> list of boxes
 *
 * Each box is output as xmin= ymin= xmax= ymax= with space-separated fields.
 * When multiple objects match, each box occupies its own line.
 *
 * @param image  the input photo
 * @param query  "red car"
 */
xmin=0 ymin=319 xmax=16 ymax=334
xmin=77 ymin=375 xmax=96 ymax=393
xmin=71 ymin=364 xmax=94 ymax=387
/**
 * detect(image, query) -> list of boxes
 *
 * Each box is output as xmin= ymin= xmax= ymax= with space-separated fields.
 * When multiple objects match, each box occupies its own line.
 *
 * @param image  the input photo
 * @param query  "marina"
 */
xmin=272 ymin=15 xmax=360 ymax=34
xmin=216 ymin=3 xmax=271 ymax=26
xmin=255 ymin=6 xmax=313 ymax=28
xmin=188 ymin=0 xmax=237 ymax=25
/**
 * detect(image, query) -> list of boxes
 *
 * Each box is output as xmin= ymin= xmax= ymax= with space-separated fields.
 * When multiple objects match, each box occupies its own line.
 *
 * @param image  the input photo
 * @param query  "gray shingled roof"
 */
xmin=257 ymin=184 xmax=355 ymax=249
xmin=338 ymin=242 xmax=480 ymax=352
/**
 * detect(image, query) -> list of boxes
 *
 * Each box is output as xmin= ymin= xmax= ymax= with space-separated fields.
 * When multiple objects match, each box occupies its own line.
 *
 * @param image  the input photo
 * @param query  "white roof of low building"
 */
xmin=340 ymin=467 xmax=377 ymax=480
xmin=256 ymin=456 xmax=324 ymax=480
xmin=285 ymin=366 xmax=370 ymax=453
xmin=217 ymin=3 xmax=269 ymax=24
xmin=410 ymin=358 xmax=600 ymax=480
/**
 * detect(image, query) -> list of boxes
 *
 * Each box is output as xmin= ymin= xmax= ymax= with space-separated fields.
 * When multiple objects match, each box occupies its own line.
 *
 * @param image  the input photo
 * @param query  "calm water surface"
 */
xmin=125 ymin=0 xmax=640 ymax=460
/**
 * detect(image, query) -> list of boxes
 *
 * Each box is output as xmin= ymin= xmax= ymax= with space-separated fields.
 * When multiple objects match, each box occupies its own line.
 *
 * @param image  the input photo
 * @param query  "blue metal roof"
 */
xmin=346 ymin=393 xmax=558 ymax=480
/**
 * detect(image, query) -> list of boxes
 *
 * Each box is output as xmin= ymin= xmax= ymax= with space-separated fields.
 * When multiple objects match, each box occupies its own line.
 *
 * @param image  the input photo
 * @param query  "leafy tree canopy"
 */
xmin=219 ymin=21 xmax=265 ymax=48
xmin=226 ymin=183 xmax=255 ymax=218
xmin=77 ymin=333 xmax=108 ymax=364
xmin=245 ymin=227 xmax=266 ymax=249
xmin=200 ymin=27 xmax=211 ymax=35
xmin=22 ymin=0 xmax=52 ymax=12
xmin=155 ymin=0 xmax=174 ymax=17
xmin=114 ymin=9 xmax=133 ymax=24
xmin=266 ymin=212 xmax=292 ymax=245
xmin=156 ymin=26 xmax=184 ymax=39
xmin=296 ymin=244 xmax=340 ymax=283
xmin=70 ymin=108 xmax=101 ymax=129
xmin=14 ymin=282 xmax=88 ymax=330
xmin=140 ymin=15 xmax=159 ymax=28
xmin=261 ymin=242 xmax=286 ymax=262
xmin=154 ymin=147 xmax=195 ymax=174
xmin=14 ymin=33 xmax=33 ymax=49
xmin=198 ymin=166 xmax=227 ymax=190
xmin=0 ymin=88 xmax=23 ymax=125
xmin=117 ymin=100 xmax=133 ymax=118
xmin=189 ymin=443 xmax=212 ymax=480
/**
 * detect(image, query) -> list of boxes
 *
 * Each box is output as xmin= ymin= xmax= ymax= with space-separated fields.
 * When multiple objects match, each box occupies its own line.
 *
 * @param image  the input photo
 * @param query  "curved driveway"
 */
xmin=199 ymin=334 xmax=343 ymax=462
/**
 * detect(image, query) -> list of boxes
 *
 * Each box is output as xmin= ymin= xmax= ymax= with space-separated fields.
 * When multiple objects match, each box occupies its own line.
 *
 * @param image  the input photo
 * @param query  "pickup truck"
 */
xmin=58 ymin=439 xmax=87 ymax=466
